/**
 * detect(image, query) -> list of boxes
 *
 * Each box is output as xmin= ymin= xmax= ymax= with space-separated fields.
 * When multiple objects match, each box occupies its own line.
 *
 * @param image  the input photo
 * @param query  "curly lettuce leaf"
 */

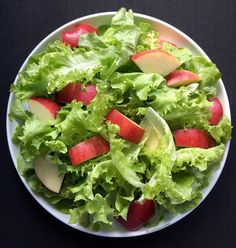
xmin=173 ymin=144 xmax=225 ymax=173
xmin=56 ymin=85 xmax=115 ymax=146
xmin=9 ymin=99 xmax=31 ymax=123
xmin=11 ymin=45 xmax=102 ymax=99
xmin=107 ymin=123 xmax=145 ymax=188
xmin=162 ymin=42 xmax=192 ymax=64
xmin=136 ymin=22 xmax=159 ymax=52
xmin=11 ymin=8 xmax=141 ymax=100
xmin=110 ymin=72 xmax=165 ymax=101
xmin=150 ymin=83 xmax=211 ymax=123
xmin=182 ymin=56 xmax=221 ymax=96
xmin=141 ymin=109 xmax=226 ymax=213
xmin=207 ymin=117 xmax=232 ymax=143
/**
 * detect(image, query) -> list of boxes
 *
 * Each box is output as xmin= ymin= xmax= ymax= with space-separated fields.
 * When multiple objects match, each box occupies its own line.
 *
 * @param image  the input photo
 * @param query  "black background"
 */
xmin=0 ymin=0 xmax=235 ymax=247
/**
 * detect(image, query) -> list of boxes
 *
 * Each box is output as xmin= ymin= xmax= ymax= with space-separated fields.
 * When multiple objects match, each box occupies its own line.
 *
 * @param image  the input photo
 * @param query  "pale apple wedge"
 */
xmin=131 ymin=49 xmax=182 ymax=76
xmin=34 ymin=157 xmax=64 ymax=193
xmin=29 ymin=97 xmax=60 ymax=121
xmin=167 ymin=69 xmax=201 ymax=87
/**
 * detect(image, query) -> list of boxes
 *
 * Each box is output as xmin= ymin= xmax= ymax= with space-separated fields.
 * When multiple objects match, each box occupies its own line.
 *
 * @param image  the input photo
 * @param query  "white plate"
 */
xmin=6 ymin=11 xmax=231 ymax=237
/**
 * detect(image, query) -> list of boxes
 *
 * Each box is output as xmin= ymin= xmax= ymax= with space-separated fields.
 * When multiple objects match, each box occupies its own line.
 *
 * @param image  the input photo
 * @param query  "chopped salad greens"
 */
xmin=9 ymin=8 xmax=232 ymax=231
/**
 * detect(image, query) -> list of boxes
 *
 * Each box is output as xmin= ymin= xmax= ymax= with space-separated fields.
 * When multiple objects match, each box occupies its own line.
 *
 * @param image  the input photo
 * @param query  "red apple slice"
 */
xmin=117 ymin=199 xmax=155 ymax=231
xmin=166 ymin=69 xmax=201 ymax=87
xmin=56 ymin=83 xmax=97 ymax=105
xmin=29 ymin=97 xmax=60 ymax=121
xmin=62 ymin=23 xmax=98 ymax=48
xmin=208 ymin=97 xmax=223 ymax=125
xmin=159 ymin=38 xmax=177 ymax=48
xmin=34 ymin=157 xmax=64 ymax=193
xmin=69 ymin=136 xmax=110 ymax=166
xmin=131 ymin=49 xmax=182 ymax=76
xmin=106 ymin=109 xmax=145 ymax=144
xmin=174 ymin=128 xmax=215 ymax=149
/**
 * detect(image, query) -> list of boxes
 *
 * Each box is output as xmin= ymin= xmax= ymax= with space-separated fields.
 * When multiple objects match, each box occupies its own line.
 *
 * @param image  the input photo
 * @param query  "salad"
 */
xmin=9 ymin=8 xmax=232 ymax=231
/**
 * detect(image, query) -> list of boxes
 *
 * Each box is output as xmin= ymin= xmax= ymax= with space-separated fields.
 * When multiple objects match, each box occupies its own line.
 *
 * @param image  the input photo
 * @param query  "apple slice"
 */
xmin=174 ymin=128 xmax=215 ymax=149
xmin=166 ymin=69 xmax=201 ymax=87
xmin=117 ymin=199 xmax=155 ymax=231
xmin=106 ymin=109 xmax=145 ymax=144
xmin=34 ymin=157 xmax=64 ymax=193
xmin=29 ymin=97 xmax=60 ymax=121
xmin=62 ymin=23 xmax=98 ymax=48
xmin=208 ymin=97 xmax=223 ymax=125
xmin=131 ymin=49 xmax=181 ymax=76
xmin=56 ymin=83 xmax=97 ymax=105
xmin=69 ymin=135 xmax=110 ymax=166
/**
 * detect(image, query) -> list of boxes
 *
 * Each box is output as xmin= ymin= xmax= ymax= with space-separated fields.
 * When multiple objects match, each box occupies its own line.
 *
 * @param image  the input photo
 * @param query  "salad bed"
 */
xmin=9 ymin=8 xmax=232 ymax=231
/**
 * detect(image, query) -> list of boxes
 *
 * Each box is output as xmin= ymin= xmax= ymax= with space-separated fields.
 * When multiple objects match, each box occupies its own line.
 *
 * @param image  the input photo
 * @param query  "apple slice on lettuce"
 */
xmin=132 ymin=49 xmax=182 ymax=76
xmin=29 ymin=97 xmax=60 ymax=121
xmin=106 ymin=109 xmax=145 ymax=144
xmin=166 ymin=70 xmax=201 ymax=87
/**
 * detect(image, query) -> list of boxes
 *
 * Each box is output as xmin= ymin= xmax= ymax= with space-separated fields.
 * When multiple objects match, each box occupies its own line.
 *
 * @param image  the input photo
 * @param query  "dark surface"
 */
xmin=0 ymin=0 xmax=235 ymax=247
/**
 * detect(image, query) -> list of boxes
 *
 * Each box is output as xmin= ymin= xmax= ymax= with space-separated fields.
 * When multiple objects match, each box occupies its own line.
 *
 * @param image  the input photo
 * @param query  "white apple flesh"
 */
xmin=34 ymin=157 xmax=64 ymax=193
xmin=29 ymin=97 xmax=60 ymax=121
xmin=131 ymin=49 xmax=182 ymax=76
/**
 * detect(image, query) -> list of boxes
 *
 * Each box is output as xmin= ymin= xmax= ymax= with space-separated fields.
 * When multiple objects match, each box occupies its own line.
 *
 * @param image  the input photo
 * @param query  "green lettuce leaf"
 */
xmin=136 ymin=22 xmax=159 ymax=52
xmin=9 ymin=99 xmax=31 ymax=124
xmin=207 ymin=117 xmax=232 ymax=143
xmin=110 ymin=72 xmax=165 ymax=101
xmin=150 ymin=83 xmax=211 ymax=123
xmin=11 ymin=8 xmax=141 ymax=100
xmin=182 ymin=56 xmax=221 ymax=96
xmin=172 ymin=144 xmax=225 ymax=173
xmin=107 ymin=123 xmax=145 ymax=188
xmin=162 ymin=43 xmax=192 ymax=64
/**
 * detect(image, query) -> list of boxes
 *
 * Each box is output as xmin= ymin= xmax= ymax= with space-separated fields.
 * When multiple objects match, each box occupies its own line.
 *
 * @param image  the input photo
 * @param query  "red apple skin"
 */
xmin=105 ymin=109 xmax=145 ymax=144
xmin=117 ymin=199 xmax=155 ymax=231
xmin=29 ymin=97 xmax=61 ymax=119
xmin=62 ymin=23 xmax=98 ymax=48
xmin=174 ymin=128 xmax=215 ymax=149
xmin=56 ymin=83 xmax=78 ymax=103
xmin=69 ymin=136 xmax=110 ymax=166
xmin=56 ymin=83 xmax=97 ymax=105
xmin=166 ymin=70 xmax=201 ymax=87
xmin=159 ymin=38 xmax=177 ymax=47
xmin=208 ymin=97 xmax=223 ymax=125
xmin=131 ymin=48 xmax=170 ymax=61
